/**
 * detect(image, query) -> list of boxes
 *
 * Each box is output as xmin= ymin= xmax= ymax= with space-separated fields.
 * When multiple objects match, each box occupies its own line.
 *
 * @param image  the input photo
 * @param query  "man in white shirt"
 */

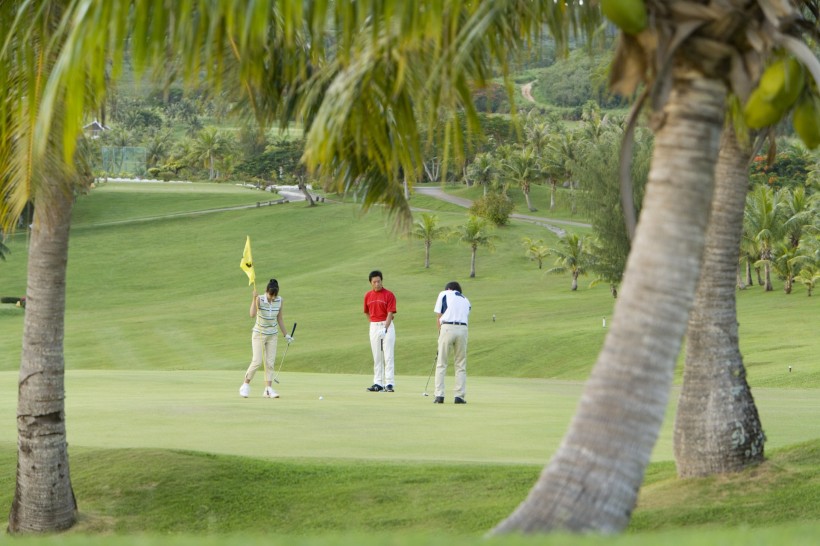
xmin=432 ymin=281 xmax=471 ymax=404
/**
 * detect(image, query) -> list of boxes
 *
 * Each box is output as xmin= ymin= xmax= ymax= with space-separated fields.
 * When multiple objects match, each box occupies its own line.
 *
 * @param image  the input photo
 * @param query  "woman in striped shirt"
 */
xmin=239 ymin=278 xmax=293 ymax=399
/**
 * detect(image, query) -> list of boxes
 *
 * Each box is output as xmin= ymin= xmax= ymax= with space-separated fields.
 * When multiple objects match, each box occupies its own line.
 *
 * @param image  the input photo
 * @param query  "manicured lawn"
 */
xmin=1 ymin=180 xmax=818 ymax=544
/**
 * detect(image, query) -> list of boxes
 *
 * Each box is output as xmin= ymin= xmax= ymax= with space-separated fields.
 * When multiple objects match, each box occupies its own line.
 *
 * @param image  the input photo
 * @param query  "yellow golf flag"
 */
xmin=240 ymin=236 xmax=256 ymax=286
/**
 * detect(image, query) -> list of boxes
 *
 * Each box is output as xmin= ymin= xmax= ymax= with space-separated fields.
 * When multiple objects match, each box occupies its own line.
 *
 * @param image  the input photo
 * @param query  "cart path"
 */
xmin=413 ymin=186 xmax=591 ymax=237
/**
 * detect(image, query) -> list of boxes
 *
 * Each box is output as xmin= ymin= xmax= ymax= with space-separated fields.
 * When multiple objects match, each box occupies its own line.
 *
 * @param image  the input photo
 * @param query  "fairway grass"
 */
xmin=1 ymin=181 xmax=818 ymax=543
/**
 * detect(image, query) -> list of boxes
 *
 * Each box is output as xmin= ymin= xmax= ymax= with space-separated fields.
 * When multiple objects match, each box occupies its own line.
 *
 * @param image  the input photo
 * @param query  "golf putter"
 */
xmin=380 ymin=336 xmax=386 ymax=391
xmin=273 ymin=322 xmax=297 ymax=384
xmin=423 ymin=351 xmax=437 ymax=397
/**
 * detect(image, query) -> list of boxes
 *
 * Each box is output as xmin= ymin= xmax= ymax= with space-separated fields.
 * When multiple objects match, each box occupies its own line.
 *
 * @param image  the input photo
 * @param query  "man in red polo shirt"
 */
xmin=363 ymin=270 xmax=397 ymax=392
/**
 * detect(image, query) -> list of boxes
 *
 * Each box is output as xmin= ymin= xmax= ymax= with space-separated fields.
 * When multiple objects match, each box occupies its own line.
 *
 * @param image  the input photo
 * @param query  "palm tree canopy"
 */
xmin=1 ymin=0 xmax=606 ymax=232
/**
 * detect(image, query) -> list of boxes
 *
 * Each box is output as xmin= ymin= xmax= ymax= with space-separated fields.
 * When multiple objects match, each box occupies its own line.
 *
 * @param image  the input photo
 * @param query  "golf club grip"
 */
xmin=290 ymin=322 xmax=297 ymax=336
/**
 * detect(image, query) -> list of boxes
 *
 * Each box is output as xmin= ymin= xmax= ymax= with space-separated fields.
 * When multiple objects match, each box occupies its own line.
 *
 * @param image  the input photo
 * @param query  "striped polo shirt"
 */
xmin=253 ymin=295 xmax=282 ymax=335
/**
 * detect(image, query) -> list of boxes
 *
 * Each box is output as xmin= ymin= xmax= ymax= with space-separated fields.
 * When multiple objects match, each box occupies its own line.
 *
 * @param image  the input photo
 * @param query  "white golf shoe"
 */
xmin=264 ymin=386 xmax=280 ymax=399
xmin=239 ymin=383 xmax=250 ymax=398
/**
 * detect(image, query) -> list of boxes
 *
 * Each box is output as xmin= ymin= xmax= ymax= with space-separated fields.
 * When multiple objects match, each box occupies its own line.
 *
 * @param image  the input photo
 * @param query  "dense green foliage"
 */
xmin=469 ymin=193 xmax=516 ymax=226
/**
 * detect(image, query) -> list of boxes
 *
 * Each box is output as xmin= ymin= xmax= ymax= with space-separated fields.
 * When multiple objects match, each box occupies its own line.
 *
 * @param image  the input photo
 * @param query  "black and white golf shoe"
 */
xmin=366 ymin=384 xmax=384 ymax=392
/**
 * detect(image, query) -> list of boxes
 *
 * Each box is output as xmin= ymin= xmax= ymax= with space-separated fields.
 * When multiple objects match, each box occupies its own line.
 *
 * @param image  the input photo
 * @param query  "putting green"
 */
xmin=1 ymin=371 xmax=817 ymax=464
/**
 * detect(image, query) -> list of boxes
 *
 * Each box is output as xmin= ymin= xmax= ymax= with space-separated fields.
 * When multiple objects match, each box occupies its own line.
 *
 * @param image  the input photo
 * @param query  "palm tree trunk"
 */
xmin=764 ymin=262 xmax=773 ymax=291
xmin=674 ymin=124 xmax=765 ymax=478
xmin=9 ymin=186 xmax=77 ymax=533
xmin=550 ymin=181 xmax=556 ymax=211
xmin=470 ymin=245 xmax=477 ymax=278
xmin=297 ymin=180 xmax=316 ymax=206
xmin=524 ymin=186 xmax=535 ymax=212
xmin=424 ymin=241 xmax=431 ymax=268
xmin=745 ymin=259 xmax=753 ymax=287
xmin=571 ymin=271 xmax=578 ymax=291
xmin=493 ymin=75 xmax=726 ymax=534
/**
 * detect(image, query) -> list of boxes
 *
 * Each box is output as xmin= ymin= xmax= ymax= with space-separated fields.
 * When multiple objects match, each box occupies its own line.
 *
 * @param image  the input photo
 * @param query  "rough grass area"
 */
xmin=1 ymin=441 xmax=818 ymax=541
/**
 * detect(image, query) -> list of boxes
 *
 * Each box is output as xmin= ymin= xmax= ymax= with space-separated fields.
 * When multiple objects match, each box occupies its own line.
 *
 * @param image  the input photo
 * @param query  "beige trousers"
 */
xmin=435 ymin=324 xmax=467 ymax=398
xmin=245 ymin=330 xmax=279 ymax=383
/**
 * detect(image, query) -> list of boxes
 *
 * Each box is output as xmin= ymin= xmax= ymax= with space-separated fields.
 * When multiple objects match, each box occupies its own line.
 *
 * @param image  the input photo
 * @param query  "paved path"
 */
xmin=413 ymin=186 xmax=591 ymax=237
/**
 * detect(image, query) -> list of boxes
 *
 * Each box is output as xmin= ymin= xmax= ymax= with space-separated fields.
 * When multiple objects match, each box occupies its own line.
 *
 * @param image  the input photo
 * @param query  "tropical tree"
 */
xmin=0 ymin=0 xmax=90 ymax=533
xmin=495 ymin=1 xmax=820 ymax=535
xmin=412 ymin=213 xmax=449 ymax=268
xmin=574 ymin=123 xmax=650 ymax=298
xmin=501 ymin=147 xmax=539 ymax=212
xmin=770 ymin=241 xmax=802 ymax=294
xmin=522 ymin=237 xmax=550 ymax=269
xmin=191 ymin=127 xmax=234 ymax=180
xmin=545 ymin=232 xmax=590 ymax=291
xmin=744 ymin=185 xmax=786 ymax=291
xmin=782 ymin=185 xmax=817 ymax=249
xmin=543 ymin=130 xmax=579 ymax=211
xmin=796 ymin=262 xmax=820 ymax=295
xmin=673 ymin=123 xmax=765 ymax=477
xmin=739 ymin=234 xmax=761 ymax=287
xmin=145 ymin=129 xmax=173 ymax=168
xmin=465 ymin=152 xmax=496 ymax=196
xmin=456 ymin=215 xmax=496 ymax=278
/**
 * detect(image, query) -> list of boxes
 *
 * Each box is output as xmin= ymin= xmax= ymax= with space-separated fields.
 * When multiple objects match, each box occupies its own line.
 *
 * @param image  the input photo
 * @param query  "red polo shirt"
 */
xmin=364 ymin=288 xmax=397 ymax=322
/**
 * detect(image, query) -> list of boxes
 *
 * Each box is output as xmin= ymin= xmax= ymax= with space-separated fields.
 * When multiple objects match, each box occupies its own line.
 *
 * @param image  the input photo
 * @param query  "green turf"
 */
xmin=1 ymin=371 xmax=817 ymax=464
xmin=1 ymin=180 xmax=818 ymax=543
xmin=0 ymin=439 xmax=818 ymax=539
xmin=2 ymin=182 xmax=815 ymax=390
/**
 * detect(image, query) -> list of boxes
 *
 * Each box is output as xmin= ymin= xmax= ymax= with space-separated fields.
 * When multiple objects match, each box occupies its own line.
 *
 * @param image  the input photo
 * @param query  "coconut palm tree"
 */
xmin=0 ymin=2 xmax=89 ymax=531
xmin=545 ymin=232 xmax=590 ymax=291
xmin=782 ymin=185 xmax=817 ymax=249
xmin=456 ymin=216 xmax=496 ymax=278
xmin=412 ymin=213 xmax=449 ymax=269
xmin=465 ymin=152 xmax=496 ymax=196
xmin=770 ymin=241 xmax=802 ymax=294
xmin=796 ymin=263 xmax=820 ymax=295
xmin=674 ymin=123 xmax=765 ymax=478
xmin=502 ymin=147 xmax=539 ymax=212
xmin=745 ymin=184 xmax=786 ymax=291
xmin=522 ymin=237 xmax=550 ymax=270
xmin=543 ymin=130 xmax=579 ymax=211
xmin=495 ymin=1 xmax=820 ymax=535
xmin=145 ymin=129 xmax=173 ymax=169
xmin=191 ymin=127 xmax=234 ymax=180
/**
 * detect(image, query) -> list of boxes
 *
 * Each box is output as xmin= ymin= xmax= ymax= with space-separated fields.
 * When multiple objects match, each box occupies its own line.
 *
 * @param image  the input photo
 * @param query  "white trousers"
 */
xmin=369 ymin=321 xmax=395 ymax=386
xmin=435 ymin=324 xmax=467 ymax=398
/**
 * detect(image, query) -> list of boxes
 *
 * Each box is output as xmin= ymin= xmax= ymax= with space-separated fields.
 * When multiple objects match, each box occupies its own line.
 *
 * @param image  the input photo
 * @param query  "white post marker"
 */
xmin=602 ymin=317 xmax=606 ymax=328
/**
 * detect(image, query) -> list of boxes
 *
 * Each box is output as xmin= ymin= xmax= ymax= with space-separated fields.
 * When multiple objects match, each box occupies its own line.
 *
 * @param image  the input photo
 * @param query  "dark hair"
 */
xmin=266 ymin=278 xmax=279 ymax=296
xmin=445 ymin=281 xmax=462 ymax=292
xmin=369 ymin=270 xmax=383 ymax=282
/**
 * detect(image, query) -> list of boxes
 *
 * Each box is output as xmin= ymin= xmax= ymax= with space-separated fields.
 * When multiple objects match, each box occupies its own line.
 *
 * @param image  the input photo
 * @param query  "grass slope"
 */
xmin=0 ymin=440 xmax=818 ymax=539
xmin=1 ymin=182 xmax=816 ymax=388
xmin=1 ymin=181 xmax=818 ymax=543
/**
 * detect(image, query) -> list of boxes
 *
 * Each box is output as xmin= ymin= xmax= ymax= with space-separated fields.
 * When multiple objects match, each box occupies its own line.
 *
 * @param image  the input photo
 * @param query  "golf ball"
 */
xmin=319 ymin=396 xmax=324 ymax=400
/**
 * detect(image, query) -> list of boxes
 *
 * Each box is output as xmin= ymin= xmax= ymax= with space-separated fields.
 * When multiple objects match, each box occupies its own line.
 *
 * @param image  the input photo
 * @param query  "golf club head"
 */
xmin=273 ymin=378 xmax=280 ymax=384
xmin=422 ymin=392 xmax=429 ymax=397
